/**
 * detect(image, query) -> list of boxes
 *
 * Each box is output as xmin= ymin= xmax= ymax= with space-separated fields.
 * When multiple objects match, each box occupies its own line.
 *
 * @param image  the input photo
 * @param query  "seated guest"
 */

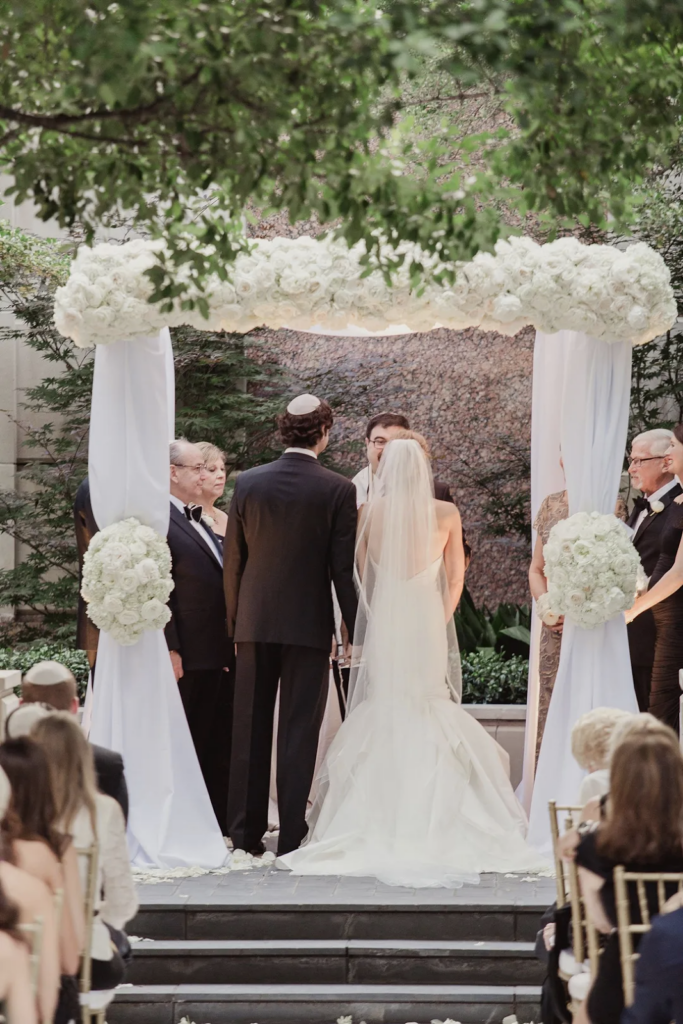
xmin=571 ymin=706 xmax=634 ymax=805
xmin=574 ymin=727 xmax=683 ymax=1024
xmin=0 ymin=738 xmax=84 ymax=981
xmin=196 ymin=441 xmax=229 ymax=540
xmin=21 ymin=661 xmax=128 ymax=820
xmin=0 ymin=766 xmax=59 ymax=1024
xmin=32 ymin=713 xmax=138 ymax=992
xmin=0 ymin=886 xmax=37 ymax=1024
xmin=623 ymin=904 xmax=683 ymax=1024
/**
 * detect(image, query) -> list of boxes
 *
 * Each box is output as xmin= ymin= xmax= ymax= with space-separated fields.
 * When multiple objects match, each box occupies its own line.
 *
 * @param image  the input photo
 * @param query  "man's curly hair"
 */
xmin=278 ymin=400 xmax=334 ymax=448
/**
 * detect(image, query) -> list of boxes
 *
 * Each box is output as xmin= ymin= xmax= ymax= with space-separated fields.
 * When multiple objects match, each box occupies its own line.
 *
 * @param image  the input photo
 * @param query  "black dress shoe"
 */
xmin=248 ymin=840 xmax=266 ymax=856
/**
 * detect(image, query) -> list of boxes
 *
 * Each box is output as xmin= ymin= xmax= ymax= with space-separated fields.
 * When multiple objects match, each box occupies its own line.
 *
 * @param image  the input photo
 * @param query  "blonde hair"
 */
xmin=392 ymin=429 xmax=431 ymax=459
xmin=196 ymin=441 xmax=226 ymax=467
xmin=571 ymin=707 xmax=633 ymax=771
xmin=608 ymin=711 xmax=671 ymax=760
xmin=30 ymin=712 xmax=98 ymax=835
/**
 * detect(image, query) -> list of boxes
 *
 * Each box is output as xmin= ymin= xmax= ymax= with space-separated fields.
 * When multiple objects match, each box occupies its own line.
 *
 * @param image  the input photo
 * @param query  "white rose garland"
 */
xmin=54 ymin=235 xmax=677 ymax=349
xmin=81 ymin=518 xmax=174 ymax=646
xmin=539 ymin=511 xmax=642 ymax=630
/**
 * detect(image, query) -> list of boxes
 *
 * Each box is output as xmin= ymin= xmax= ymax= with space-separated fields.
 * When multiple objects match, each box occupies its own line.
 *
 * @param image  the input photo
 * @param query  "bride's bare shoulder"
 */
xmin=434 ymin=498 xmax=460 ymax=520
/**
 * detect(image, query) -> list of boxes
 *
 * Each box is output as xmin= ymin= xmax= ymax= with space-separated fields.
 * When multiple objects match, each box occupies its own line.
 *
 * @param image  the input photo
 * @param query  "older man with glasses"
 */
xmin=166 ymin=437 xmax=234 ymax=834
xmin=626 ymin=428 xmax=681 ymax=713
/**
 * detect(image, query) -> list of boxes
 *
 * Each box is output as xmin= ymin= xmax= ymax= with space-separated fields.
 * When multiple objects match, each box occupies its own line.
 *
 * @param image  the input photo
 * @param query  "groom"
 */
xmin=224 ymin=395 xmax=358 ymax=855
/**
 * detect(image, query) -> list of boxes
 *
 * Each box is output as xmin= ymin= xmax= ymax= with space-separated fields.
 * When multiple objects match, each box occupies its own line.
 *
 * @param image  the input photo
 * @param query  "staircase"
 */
xmin=109 ymin=881 xmax=549 ymax=1024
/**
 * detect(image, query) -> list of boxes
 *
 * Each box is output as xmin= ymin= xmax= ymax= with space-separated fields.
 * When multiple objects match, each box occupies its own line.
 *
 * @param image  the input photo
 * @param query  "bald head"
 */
xmin=170 ymin=438 xmax=207 ymax=504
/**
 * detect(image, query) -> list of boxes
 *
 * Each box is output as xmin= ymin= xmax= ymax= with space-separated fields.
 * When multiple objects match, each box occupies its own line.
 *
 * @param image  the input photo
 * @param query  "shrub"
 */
xmin=0 ymin=642 xmax=90 ymax=699
xmin=461 ymin=650 xmax=528 ymax=705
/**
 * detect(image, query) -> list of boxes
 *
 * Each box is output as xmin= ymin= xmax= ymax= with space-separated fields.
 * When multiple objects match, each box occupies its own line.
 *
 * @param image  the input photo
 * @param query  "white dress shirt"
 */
xmin=284 ymin=447 xmax=317 ymax=458
xmin=170 ymin=493 xmax=223 ymax=565
xmin=352 ymin=465 xmax=372 ymax=508
xmin=633 ymin=478 xmax=678 ymax=534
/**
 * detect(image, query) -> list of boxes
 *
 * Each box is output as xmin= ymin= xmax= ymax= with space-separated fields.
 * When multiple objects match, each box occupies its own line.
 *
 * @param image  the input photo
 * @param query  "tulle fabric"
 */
xmin=280 ymin=439 xmax=547 ymax=886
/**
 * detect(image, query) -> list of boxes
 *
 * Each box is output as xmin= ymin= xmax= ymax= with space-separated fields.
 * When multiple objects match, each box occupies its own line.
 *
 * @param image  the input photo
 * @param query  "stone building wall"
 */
xmin=255 ymin=324 xmax=535 ymax=607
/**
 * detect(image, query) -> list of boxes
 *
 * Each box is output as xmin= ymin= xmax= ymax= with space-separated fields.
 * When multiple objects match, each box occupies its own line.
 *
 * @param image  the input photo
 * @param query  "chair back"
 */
xmin=18 ymin=916 xmax=43 ymax=998
xmin=614 ymin=866 xmax=683 ymax=1007
xmin=75 ymin=842 xmax=100 ymax=1021
xmin=548 ymin=801 xmax=583 ymax=907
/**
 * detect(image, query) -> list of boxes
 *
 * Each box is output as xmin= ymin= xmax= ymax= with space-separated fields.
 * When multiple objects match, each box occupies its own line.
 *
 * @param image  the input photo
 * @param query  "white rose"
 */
xmin=119 ymin=569 xmax=141 ymax=593
xmin=102 ymin=595 xmax=124 ymax=615
xmin=650 ymin=499 xmax=665 ymax=513
xmin=141 ymin=598 xmax=165 ymax=621
xmin=136 ymin=558 xmax=161 ymax=584
xmin=492 ymin=294 xmax=523 ymax=323
xmin=117 ymin=609 xmax=140 ymax=625
xmin=627 ymin=305 xmax=650 ymax=332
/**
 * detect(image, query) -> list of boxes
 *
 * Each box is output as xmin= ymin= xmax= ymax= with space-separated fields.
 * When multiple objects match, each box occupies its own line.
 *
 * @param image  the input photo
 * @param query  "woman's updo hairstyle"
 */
xmin=391 ymin=429 xmax=431 ymax=459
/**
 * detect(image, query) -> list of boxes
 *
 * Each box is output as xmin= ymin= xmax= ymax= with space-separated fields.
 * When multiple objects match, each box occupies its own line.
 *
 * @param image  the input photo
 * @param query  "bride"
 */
xmin=279 ymin=432 xmax=547 ymax=887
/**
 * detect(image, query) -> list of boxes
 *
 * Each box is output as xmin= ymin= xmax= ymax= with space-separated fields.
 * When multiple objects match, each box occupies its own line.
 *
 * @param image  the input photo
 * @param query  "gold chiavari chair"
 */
xmin=18 ymin=916 xmax=44 ymax=1000
xmin=76 ymin=842 xmax=109 ymax=1024
xmin=549 ymin=800 xmax=602 ymax=1013
xmin=614 ymin=866 xmax=683 ymax=1007
xmin=549 ymin=801 xmax=584 ymax=906
xmin=549 ymin=802 xmax=587 ymax=966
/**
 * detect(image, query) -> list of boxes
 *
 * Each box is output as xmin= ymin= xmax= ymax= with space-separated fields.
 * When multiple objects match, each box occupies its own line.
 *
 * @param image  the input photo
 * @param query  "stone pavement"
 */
xmin=135 ymin=866 xmax=557 ymax=908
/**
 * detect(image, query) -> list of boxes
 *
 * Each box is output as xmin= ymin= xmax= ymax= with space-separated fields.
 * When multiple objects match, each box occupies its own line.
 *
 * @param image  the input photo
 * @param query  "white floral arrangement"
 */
xmin=81 ymin=518 xmax=174 ymax=645
xmin=537 ymin=511 xmax=641 ymax=630
xmin=54 ymin=234 xmax=676 ymax=349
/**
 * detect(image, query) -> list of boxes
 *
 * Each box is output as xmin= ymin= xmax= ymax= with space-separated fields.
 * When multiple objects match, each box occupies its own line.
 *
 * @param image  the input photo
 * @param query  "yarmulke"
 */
xmin=23 ymin=660 xmax=73 ymax=686
xmin=0 ymin=766 xmax=10 ymax=820
xmin=5 ymin=703 xmax=53 ymax=740
xmin=286 ymin=394 xmax=321 ymax=416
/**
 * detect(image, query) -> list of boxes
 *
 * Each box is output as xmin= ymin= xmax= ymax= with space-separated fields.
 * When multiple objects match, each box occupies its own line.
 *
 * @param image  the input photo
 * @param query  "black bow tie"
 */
xmin=184 ymin=503 xmax=204 ymax=523
xmin=632 ymin=496 xmax=651 ymax=513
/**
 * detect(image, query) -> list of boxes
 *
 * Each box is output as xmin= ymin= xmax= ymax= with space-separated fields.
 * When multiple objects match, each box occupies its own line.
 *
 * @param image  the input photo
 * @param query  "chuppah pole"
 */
xmin=87 ymin=328 xmax=226 ymax=869
xmin=527 ymin=330 xmax=639 ymax=853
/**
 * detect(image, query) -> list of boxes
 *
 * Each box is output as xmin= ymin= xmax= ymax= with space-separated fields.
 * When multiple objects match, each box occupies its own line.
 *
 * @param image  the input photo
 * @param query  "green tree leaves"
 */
xmin=2 ymin=0 xmax=682 ymax=300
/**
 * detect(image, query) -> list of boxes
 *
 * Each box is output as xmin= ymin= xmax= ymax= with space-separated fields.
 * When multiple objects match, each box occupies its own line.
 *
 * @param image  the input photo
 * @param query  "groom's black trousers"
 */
xmin=227 ymin=642 xmax=329 ymax=856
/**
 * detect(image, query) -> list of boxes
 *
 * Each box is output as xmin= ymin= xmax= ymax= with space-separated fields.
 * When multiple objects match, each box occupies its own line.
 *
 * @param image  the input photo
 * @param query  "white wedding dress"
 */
xmin=280 ymin=439 xmax=547 ymax=887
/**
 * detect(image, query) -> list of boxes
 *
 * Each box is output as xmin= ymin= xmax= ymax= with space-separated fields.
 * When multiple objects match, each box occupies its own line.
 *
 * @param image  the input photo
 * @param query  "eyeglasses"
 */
xmin=627 ymin=455 xmax=666 ymax=467
xmin=174 ymin=462 xmax=205 ymax=474
xmin=368 ymin=437 xmax=389 ymax=449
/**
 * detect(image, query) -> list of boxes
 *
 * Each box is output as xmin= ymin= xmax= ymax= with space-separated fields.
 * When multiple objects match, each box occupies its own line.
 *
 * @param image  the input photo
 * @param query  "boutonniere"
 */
xmin=650 ymin=500 xmax=665 ymax=514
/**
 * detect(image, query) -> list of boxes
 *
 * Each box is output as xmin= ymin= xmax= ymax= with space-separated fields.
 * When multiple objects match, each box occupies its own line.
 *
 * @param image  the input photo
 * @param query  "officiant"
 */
xmin=626 ymin=428 xmax=681 ymax=713
xmin=353 ymin=412 xmax=471 ymax=563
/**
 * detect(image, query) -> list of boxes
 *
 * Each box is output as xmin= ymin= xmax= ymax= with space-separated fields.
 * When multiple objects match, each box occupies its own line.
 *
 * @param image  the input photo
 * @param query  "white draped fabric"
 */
xmin=517 ymin=333 xmax=571 ymax=812
xmin=526 ymin=331 xmax=639 ymax=852
xmin=87 ymin=329 xmax=227 ymax=868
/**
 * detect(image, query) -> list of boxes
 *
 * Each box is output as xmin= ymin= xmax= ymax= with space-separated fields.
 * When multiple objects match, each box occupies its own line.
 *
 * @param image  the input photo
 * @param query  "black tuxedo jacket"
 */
xmin=627 ymin=482 xmax=683 ymax=666
xmin=74 ymin=477 xmax=100 ymax=653
xmin=224 ymin=452 xmax=359 ymax=651
xmin=165 ymin=503 xmax=232 ymax=671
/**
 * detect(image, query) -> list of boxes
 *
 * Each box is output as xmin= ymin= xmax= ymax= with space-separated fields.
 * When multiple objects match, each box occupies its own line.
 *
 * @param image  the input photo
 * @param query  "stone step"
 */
xmin=131 ymin=900 xmax=545 ymax=942
xmin=108 ymin=982 xmax=542 ymax=1024
xmin=127 ymin=938 xmax=544 ymax=987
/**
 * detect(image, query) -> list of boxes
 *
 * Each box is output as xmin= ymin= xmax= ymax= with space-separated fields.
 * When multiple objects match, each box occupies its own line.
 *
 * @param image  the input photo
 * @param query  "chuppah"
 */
xmin=54 ymin=231 xmax=677 ymax=867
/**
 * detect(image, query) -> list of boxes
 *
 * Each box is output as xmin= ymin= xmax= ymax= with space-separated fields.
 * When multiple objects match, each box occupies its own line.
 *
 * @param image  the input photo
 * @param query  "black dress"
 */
xmin=648 ymin=506 xmax=683 ymax=733
xmin=576 ymin=830 xmax=683 ymax=1024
